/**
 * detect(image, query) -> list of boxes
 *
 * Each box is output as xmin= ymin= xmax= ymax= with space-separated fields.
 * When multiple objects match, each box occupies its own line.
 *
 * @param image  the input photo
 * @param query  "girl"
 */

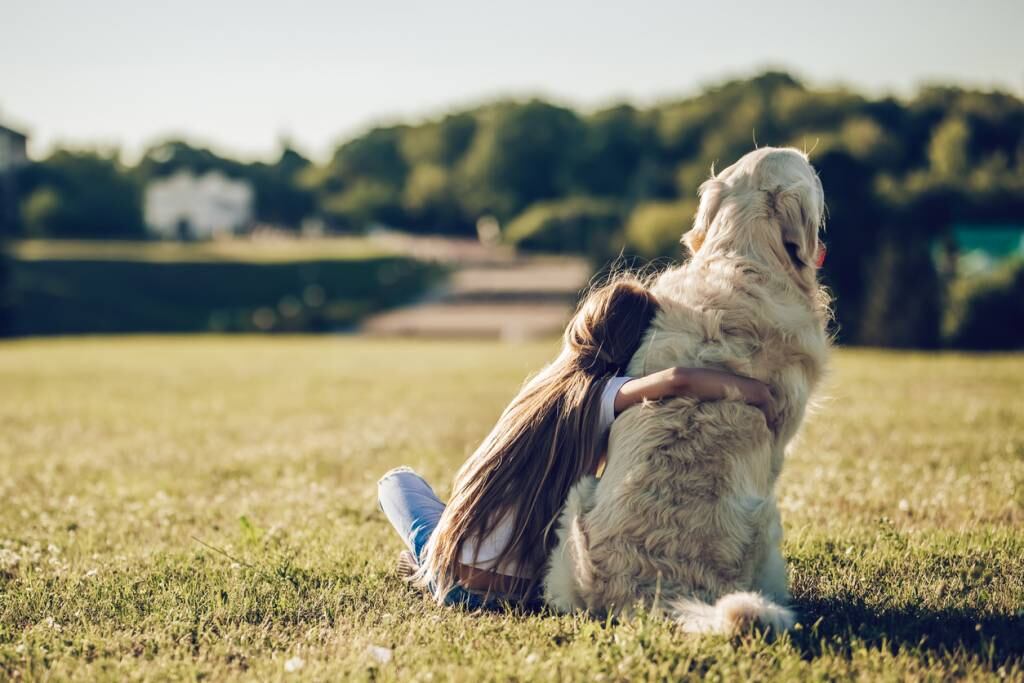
xmin=377 ymin=273 xmax=774 ymax=609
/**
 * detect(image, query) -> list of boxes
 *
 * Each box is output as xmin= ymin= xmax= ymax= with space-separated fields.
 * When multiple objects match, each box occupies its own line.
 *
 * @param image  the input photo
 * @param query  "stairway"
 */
xmin=359 ymin=235 xmax=591 ymax=339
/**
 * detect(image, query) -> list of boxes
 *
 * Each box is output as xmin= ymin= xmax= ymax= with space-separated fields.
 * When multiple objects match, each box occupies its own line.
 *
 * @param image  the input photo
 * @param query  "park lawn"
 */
xmin=0 ymin=337 xmax=1022 ymax=681
xmin=6 ymin=239 xmax=443 ymax=336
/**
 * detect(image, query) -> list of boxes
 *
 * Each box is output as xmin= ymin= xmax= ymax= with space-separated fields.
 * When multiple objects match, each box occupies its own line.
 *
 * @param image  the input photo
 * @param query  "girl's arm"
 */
xmin=613 ymin=367 xmax=777 ymax=427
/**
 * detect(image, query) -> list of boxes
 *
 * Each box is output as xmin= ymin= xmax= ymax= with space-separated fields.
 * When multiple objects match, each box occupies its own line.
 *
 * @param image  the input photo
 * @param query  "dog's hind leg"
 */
xmin=751 ymin=500 xmax=790 ymax=603
xmin=543 ymin=476 xmax=598 ymax=612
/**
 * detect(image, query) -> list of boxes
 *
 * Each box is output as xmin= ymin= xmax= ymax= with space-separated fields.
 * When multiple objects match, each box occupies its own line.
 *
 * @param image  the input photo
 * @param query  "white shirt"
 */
xmin=459 ymin=375 xmax=633 ymax=576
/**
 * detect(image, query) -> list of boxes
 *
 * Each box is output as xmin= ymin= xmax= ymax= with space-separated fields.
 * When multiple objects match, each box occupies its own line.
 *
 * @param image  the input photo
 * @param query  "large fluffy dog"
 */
xmin=544 ymin=147 xmax=830 ymax=634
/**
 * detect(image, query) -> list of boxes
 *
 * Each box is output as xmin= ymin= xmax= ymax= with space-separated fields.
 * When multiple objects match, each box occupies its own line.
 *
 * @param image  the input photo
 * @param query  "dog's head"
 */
xmin=683 ymin=147 xmax=825 ymax=293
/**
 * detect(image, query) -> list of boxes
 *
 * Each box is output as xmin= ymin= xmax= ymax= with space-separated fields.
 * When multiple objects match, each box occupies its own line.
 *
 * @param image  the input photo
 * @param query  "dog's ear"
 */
xmin=769 ymin=180 xmax=821 ymax=269
xmin=683 ymin=176 xmax=727 ymax=255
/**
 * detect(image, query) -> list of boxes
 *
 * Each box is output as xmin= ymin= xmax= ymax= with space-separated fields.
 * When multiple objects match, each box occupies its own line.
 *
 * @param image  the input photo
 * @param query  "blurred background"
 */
xmin=1 ymin=0 xmax=1023 ymax=348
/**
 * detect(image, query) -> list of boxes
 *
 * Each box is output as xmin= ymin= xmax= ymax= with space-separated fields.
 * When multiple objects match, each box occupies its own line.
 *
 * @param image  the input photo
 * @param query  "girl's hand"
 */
xmin=615 ymin=367 xmax=778 ymax=428
xmin=670 ymin=368 xmax=777 ymax=428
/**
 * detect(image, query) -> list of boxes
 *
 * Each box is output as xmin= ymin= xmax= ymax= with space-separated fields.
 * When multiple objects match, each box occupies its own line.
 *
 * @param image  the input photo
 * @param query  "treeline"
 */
xmin=3 ymin=72 xmax=1024 ymax=347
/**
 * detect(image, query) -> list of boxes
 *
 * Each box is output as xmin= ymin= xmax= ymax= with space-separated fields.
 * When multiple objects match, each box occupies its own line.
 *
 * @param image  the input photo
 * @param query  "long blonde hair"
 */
xmin=417 ymin=272 xmax=660 ymax=599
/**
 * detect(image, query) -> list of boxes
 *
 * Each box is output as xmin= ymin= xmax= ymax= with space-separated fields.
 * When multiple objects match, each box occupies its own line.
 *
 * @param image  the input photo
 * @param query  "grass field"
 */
xmin=1 ymin=337 xmax=1022 ymax=681
xmin=6 ymin=240 xmax=443 ymax=336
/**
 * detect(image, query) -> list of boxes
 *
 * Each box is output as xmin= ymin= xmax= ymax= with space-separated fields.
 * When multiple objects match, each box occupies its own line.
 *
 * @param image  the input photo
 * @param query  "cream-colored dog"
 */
xmin=544 ymin=147 xmax=830 ymax=634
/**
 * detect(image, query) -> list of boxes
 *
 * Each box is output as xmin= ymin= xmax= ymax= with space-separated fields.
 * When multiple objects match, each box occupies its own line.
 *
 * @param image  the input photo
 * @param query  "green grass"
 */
xmin=7 ymin=240 xmax=443 ymax=335
xmin=0 ymin=337 xmax=1022 ymax=681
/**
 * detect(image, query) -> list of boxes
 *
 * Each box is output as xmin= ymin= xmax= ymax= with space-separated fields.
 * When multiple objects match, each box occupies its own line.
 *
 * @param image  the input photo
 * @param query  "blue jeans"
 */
xmin=377 ymin=466 xmax=500 ymax=610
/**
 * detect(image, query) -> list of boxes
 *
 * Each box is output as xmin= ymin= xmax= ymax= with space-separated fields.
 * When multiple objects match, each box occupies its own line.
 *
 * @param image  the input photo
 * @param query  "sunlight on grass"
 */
xmin=0 ymin=338 xmax=1021 ymax=680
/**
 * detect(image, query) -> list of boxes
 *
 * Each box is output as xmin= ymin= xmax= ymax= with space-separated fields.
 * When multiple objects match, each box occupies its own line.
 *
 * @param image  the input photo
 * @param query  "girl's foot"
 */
xmin=397 ymin=550 xmax=419 ymax=581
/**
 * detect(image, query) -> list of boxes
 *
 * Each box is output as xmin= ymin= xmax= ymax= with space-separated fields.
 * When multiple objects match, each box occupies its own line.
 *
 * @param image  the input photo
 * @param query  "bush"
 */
xmin=19 ymin=188 xmax=61 ymax=238
xmin=401 ymin=164 xmax=468 ymax=233
xmin=624 ymin=200 xmax=696 ymax=258
xmin=322 ymin=180 xmax=402 ymax=230
xmin=504 ymin=197 xmax=622 ymax=257
xmin=7 ymin=252 xmax=442 ymax=335
xmin=944 ymin=258 xmax=1024 ymax=350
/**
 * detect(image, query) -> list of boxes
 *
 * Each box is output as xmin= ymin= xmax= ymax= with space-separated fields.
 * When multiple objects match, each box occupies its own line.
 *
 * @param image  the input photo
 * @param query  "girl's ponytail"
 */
xmin=565 ymin=274 xmax=660 ymax=378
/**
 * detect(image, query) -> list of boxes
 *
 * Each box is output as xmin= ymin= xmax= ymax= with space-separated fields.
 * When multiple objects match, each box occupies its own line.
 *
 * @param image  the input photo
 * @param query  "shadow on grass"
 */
xmin=791 ymin=596 xmax=1024 ymax=665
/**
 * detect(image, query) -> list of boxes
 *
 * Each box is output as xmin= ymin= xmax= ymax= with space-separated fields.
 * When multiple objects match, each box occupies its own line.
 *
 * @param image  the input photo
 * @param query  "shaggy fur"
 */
xmin=543 ymin=147 xmax=831 ymax=635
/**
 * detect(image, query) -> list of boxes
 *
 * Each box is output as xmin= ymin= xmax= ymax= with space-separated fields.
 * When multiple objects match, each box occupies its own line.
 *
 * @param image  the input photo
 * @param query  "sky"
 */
xmin=2 ymin=0 xmax=1022 ymax=163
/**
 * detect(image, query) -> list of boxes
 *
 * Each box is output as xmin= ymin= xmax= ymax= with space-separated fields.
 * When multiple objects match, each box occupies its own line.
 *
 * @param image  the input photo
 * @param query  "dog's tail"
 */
xmin=668 ymin=592 xmax=795 ymax=636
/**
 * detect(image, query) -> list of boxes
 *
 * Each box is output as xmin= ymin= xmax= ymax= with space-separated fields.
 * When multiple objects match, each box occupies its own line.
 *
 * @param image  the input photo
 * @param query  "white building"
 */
xmin=144 ymin=171 xmax=254 ymax=239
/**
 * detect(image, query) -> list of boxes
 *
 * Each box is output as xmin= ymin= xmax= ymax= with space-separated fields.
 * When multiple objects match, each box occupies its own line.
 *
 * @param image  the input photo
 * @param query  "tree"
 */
xmin=328 ymin=127 xmax=408 ymax=188
xmin=456 ymin=101 xmax=585 ymax=220
xmin=135 ymin=140 xmax=246 ymax=180
xmin=928 ymin=116 xmax=970 ymax=179
xmin=248 ymin=147 xmax=316 ymax=228
xmin=577 ymin=105 xmax=651 ymax=198
xmin=400 ymin=113 xmax=476 ymax=167
xmin=19 ymin=150 xmax=144 ymax=239
xmin=318 ymin=127 xmax=409 ymax=229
